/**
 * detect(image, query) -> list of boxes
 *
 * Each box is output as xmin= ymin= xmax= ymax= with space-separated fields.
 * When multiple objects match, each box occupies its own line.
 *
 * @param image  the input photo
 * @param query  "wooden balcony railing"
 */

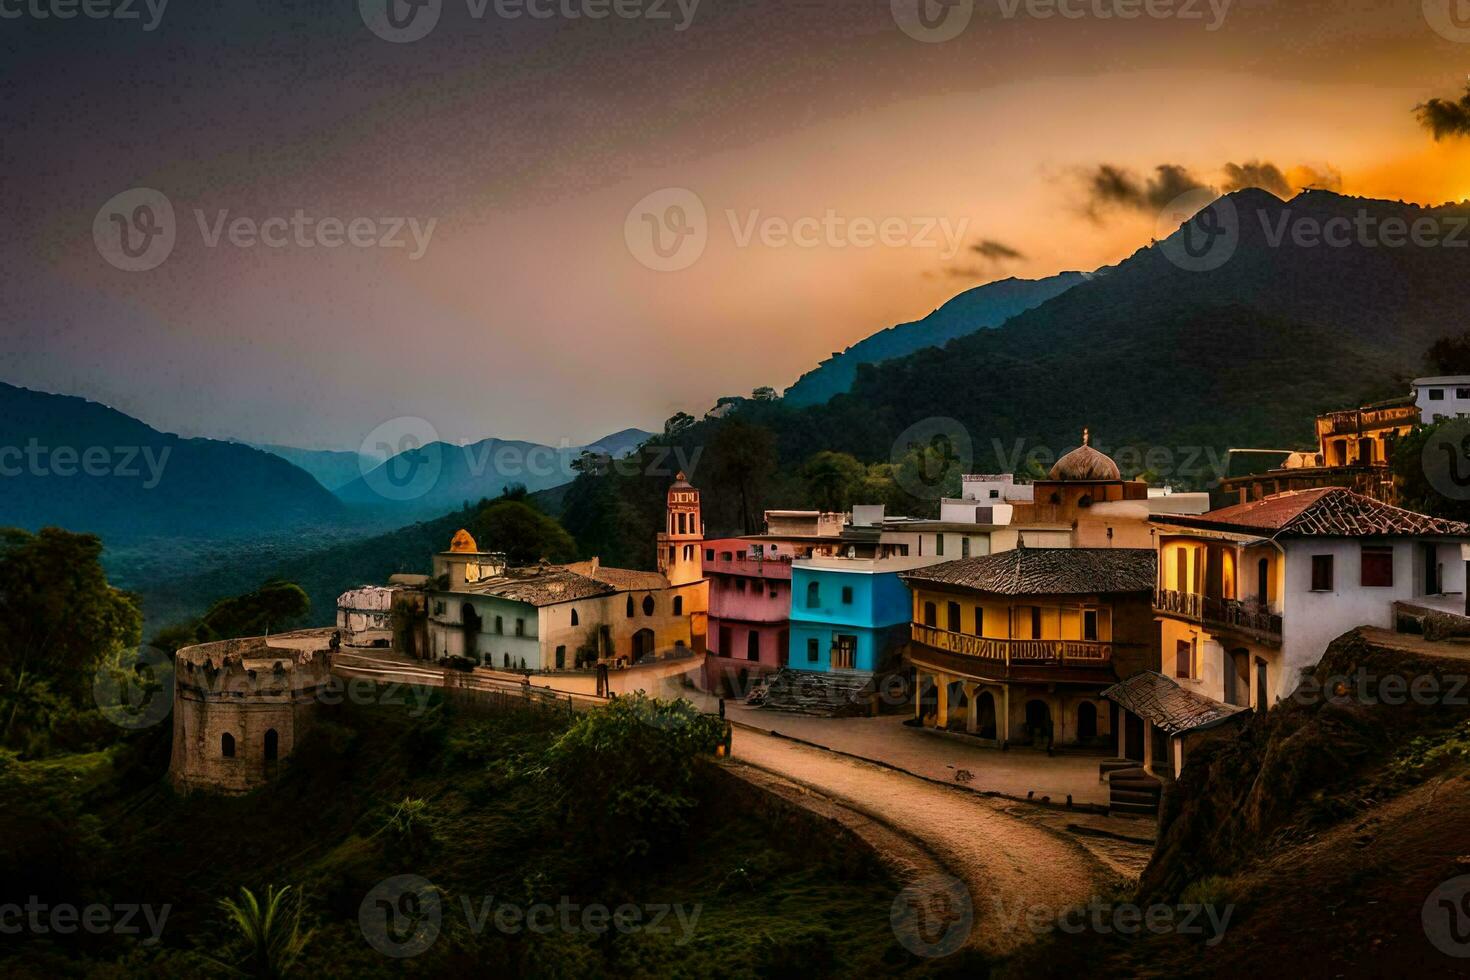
xmin=1154 ymin=589 xmax=1283 ymax=643
xmin=910 ymin=623 xmax=1113 ymax=665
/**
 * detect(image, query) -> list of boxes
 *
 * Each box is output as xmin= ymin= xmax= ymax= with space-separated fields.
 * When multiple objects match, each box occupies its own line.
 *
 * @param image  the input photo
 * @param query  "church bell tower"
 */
xmin=657 ymin=472 xmax=704 ymax=586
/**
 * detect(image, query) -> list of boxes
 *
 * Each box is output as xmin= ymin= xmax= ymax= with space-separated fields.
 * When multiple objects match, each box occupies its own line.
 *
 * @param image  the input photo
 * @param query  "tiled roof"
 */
xmin=1101 ymin=670 xmax=1249 ymax=735
xmin=1172 ymin=487 xmax=1470 ymax=538
xmin=453 ymin=561 xmax=672 ymax=607
xmin=900 ymin=547 xmax=1157 ymax=596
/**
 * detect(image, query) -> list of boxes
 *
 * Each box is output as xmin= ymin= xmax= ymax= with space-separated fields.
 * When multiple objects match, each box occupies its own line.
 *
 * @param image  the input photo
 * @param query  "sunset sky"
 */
xmin=5 ymin=0 xmax=1470 ymax=450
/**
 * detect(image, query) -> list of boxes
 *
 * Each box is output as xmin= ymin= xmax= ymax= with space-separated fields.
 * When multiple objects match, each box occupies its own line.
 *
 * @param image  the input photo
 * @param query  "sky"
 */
xmin=5 ymin=0 xmax=1470 ymax=451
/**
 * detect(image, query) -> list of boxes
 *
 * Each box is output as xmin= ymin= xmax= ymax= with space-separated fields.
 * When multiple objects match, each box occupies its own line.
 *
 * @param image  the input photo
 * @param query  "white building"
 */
xmin=1412 ymin=376 xmax=1470 ymax=424
xmin=1152 ymin=487 xmax=1470 ymax=713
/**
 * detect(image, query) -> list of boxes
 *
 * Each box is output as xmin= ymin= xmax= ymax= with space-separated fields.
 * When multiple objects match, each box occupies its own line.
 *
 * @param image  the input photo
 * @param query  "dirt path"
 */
xmin=730 ymin=726 xmax=1140 ymax=958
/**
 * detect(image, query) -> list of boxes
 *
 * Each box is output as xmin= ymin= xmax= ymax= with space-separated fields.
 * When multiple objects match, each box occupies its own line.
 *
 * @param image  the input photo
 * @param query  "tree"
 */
xmin=470 ymin=500 xmax=577 ymax=566
xmin=1428 ymin=332 xmax=1470 ymax=375
xmin=1391 ymin=421 xmax=1470 ymax=522
xmin=0 ymin=528 xmax=142 ymax=744
xmin=751 ymin=386 xmax=778 ymax=402
xmin=709 ymin=420 xmax=778 ymax=533
xmin=663 ymin=412 xmax=696 ymax=438
xmin=153 ymin=581 xmax=311 ymax=655
xmin=801 ymin=451 xmax=865 ymax=512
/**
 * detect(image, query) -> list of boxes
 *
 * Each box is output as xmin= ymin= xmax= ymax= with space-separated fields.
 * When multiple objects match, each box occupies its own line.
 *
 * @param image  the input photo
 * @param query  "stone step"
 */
xmin=1111 ymin=788 xmax=1161 ymax=805
xmin=1109 ymin=800 xmax=1160 ymax=816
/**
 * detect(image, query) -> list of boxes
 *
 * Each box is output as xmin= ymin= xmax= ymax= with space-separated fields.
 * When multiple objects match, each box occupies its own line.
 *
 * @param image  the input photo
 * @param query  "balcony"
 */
xmin=1154 ymin=589 xmax=1282 ymax=645
xmin=909 ymin=623 xmax=1114 ymax=666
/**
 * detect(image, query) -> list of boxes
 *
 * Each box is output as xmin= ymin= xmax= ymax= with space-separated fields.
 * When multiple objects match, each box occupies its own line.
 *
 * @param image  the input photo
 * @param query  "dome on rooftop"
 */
xmin=1049 ymin=430 xmax=1122 ymax=481
xmin=449 ymin=528 xmax=478 ymax=553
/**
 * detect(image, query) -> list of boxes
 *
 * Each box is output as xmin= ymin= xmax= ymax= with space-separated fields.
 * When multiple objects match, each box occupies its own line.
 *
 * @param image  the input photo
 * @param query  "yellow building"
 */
xmin=900 ymin=547 xmax=1160 ymax=749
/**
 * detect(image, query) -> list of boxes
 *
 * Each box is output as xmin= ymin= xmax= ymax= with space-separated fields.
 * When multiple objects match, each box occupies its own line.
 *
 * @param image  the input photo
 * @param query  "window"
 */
xmin=626 ymin=595 xmax=635 ymax=617
xmin=678 ymin=512 xmax=687 ymax=534
xmin=1310 ymin=555 xmax=1334 ymax=592
xmin=494 ymin=615 xmax=503 ymax=635
xmin=1175 ymin=640 xmax=1193 ymax=679
xmin=806 ymin=581 xmax=820 ymax=608
xmin=747 ymin=632 xmax=760 ymax=661
xmin=221 ymin=732 xmax=235 ymax=758
xmin=642 ymin=595 xmax=655 ymax=616
xmin=673 ymin=596 xmax=684 ymax=616
xmin=973 ymin=607 xmax=984 ymax=636
xmin=806 ymin=638 xmax=819 ymax=663
xmin=514 ymin=618 xmax=525 ymax=637
xmin=923 ymin=601 xmax=937 ymax=627
xmin=961 ymin=537 xmax=971 ymax=558
xmin=841 ymin=585 xmax=853 ymax=605
xmin=1458 ymin=388 xmax=1470 ymax=399
xmin=946 ymin=602 xmax=961 ymax=632
xmin=1083 ymin=609 xmax=1099 ymax=641
xmin=1031 ymin=607 xmax=1043 ymax=639
xmin=719 ymin=625 xmax=732 ymax=657
xmin=935 ymin=534 xmax=945 ymax=557
xmin=736 ymin=579 xmax=747 ymax=593
xmin=1430 ymin=388 xmax=1446 ymax=401
xmin=570 ymin=608 xmax=579 ymax=626
xmin=720 ymin=552 xmax=733 ymax=561
xmin=1361 ymin=546 xmax=1394 ymax=588
xmin=705 ymin=549 xmax=714 ymax=561
xmin=989 ymin=489 xmax=1000 ymax=499
xmin=433 ymin=600 xmax=445 ymax=616
xmin=264 ymin=729 xmax=278 ymax=763
xmin=555 ymin=645 xmax=566 ymax=669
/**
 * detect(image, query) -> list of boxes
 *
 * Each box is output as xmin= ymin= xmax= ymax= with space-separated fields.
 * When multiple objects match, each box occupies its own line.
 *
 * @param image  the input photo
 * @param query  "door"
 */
xmin=1257 ymin=558 xmax=1270 ymax=608
xmin=460 ymin=603 xmax=482 ymax=662
xmin=833 ymin=634 xmax=857 ymax=670
xmin=632 ymin=628 xmax=656 ymax=662
xmin=1424 ymin=543 xmax=1442 ymax=596
xmin=1254 ymin=657 xmax=1269 ymax=712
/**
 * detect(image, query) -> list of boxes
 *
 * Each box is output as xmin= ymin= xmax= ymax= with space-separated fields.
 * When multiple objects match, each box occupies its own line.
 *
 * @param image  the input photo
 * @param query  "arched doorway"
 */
xmin=221 ymin=732 xmax=235 ymax=758
xmin=1077 ymin=701 xmax=1098 ymax=740
xmin=264 ymin=729 xmax=279 ymax=764
xmin=1025 ymin=699 xmax=1052 ymax=747
xmin=946 ymin=682 xmax=969 ymax=731
xmin=631 ymin=628 xmax=655 ymax=662
xmin=461 ymin=603 xmax=482 ymax=662
xmin=975 ymin=692 xmax=997 ymax=740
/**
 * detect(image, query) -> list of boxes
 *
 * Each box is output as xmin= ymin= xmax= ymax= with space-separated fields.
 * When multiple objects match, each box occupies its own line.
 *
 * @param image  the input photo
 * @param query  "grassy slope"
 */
xmin=0 ymin=695 xmax=974 ymax=979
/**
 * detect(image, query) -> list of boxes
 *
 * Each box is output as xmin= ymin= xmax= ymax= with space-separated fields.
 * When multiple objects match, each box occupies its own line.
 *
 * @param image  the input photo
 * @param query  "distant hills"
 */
xmin=249 ymin=444 xmax=366 ymax=492
xmin=331 ymin=427 xmax=651 ymax=519
xmin=0 ymin=383 xmax=345 ymax=540
xmin=782 ymin=272 xmax=1089 ymax=407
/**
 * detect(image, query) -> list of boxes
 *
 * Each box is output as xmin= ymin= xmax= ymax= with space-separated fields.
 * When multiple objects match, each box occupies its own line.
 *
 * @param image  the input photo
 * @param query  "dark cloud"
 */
xmin=1291 ymin=164 xmax=1343 ymax=193
xmin=1416 ymin=85 xmax=1470 ymax=140
xmin=971 ymin=239 xmax=1026 ymax=261
xmin=1222 ymin=160 xmax=1292 ymax=198
xmin=1083 ymin=164 xmax=1213 ymax=218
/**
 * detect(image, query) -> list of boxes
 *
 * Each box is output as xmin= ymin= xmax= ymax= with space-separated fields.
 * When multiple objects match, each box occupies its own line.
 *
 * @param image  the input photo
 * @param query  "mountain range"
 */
xmin=782 ymin=271 xmax=1090 ymax=406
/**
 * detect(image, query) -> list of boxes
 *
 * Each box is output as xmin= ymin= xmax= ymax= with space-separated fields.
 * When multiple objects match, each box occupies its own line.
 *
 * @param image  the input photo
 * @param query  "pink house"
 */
xmin=704 ymin=511 xmax=848 ymax=696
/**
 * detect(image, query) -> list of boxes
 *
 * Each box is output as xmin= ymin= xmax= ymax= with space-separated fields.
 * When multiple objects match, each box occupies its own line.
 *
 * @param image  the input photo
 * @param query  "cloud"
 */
xmin=970 ymin=239 xmax=1025 ymax=261
xmin=1083 ymin=164 xmax=1213 ymax=219
xmin=1221 ymin=160 xmax=1292 ymax=198
xmin=1288 ymin=164 xmax=1343 ymax=193
xmin=929 ymin=238 xmax=1026 ymax=282
xmin=1415 ymin=85 xmax=1470 ymax=140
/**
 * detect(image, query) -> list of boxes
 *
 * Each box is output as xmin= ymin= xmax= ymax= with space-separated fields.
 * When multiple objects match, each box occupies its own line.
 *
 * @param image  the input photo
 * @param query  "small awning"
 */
xmin=1101 ymin=670 xmax=1250 ymax=735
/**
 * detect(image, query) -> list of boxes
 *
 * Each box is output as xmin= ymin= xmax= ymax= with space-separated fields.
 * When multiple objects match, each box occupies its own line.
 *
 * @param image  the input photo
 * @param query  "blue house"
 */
xmin=787 ymin=556 xmax=933 ymax=673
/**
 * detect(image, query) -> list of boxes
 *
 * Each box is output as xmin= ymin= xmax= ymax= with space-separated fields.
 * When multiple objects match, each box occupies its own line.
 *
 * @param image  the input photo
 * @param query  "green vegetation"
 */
xmin=0 ymin=692 xmax=939 ymax=978
xmin=151 ymin=581 xmax=312 ymax=655
xmin=0 ymin=527 xmax=143 ymax=757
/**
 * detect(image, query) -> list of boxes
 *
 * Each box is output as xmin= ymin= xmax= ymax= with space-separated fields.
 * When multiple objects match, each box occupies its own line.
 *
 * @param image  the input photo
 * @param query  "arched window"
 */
xmin=570 ymin=608 xmax=579 ymax=626
xmin=264 ymin=729 xmax=279 ymax=763
xmin=673 ymin=596 xmax=684 ymax=616
xmin=806 ymin=581 xmax=820 ymax=608
xmin=642 ymin=595 xmax=655 ymax=616
xmin=626 ymin=595 xmax=635 ymax=618
xmin=221 ymin=732 xmax=235 ymax=758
